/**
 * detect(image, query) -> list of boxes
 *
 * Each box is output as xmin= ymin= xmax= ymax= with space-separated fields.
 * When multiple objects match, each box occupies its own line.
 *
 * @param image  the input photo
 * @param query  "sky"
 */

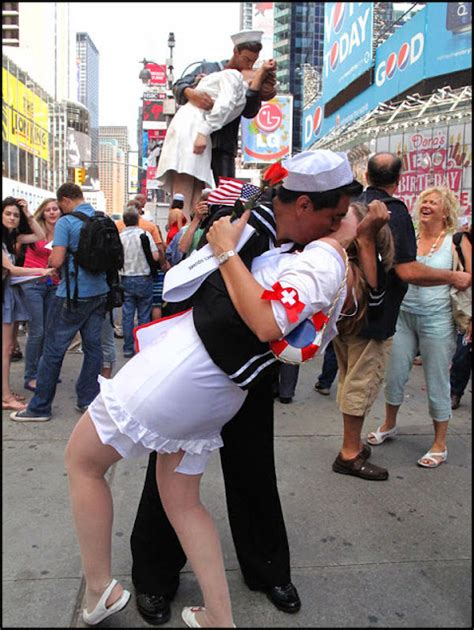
xmin=69 ymin=2 xmax=242 ymax=151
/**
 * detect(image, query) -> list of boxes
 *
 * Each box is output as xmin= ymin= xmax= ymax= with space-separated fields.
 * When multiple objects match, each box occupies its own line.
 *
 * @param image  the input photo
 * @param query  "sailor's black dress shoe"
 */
xmin=266 ymin=582 xmax=301 ymax=613
xmin=136 ymin=593 xmax=171 ymax=625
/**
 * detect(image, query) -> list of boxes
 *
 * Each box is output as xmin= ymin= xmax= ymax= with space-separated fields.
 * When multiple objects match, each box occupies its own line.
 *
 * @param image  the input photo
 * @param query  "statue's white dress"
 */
xmin=156 ymin=69 xmax=248 ymax=192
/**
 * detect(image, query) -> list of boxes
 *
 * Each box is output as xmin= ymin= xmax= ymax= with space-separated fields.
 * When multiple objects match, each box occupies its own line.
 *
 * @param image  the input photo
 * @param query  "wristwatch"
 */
xmin=216 ymin=250 xmax=236 ymax=265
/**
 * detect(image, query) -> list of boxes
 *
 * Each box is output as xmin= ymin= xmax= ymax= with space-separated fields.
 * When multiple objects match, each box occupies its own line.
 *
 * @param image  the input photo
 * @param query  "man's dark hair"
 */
xmin=276 ymin=180 xmax=363 ymax=210
xmin=123 ymin=209 xmax=139 ymax=227
xmin=170 ymin=199 xmax=184 ymax=210
xmin=56 ymin=183 xmax=84 ymax=201
xmin=367 ymin=153 xmax=402 ymax=188
xmin=236 ymin=42 xmax=262 ymax=54
xmin=126 ymin=199 xmax=141 ymax=211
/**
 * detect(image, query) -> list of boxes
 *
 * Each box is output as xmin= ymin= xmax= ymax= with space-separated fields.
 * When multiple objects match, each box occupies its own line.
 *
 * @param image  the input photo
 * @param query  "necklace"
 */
xmin=417 ymin=230 xmax=446 ymax=258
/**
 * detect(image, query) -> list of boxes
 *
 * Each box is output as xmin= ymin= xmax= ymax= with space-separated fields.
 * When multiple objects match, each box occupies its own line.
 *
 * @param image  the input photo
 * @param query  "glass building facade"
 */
xmin=274 ymin=2 xmax=324 ymax=152
xmin=76 ymin=32 xmax=99 ymax=162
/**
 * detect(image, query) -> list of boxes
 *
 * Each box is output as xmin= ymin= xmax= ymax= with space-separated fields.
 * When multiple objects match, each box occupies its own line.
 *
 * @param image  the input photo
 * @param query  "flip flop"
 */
xmin=417 ymin=449 xmax=447 ymax=468
xmin=367 ymin=425 xmax=398 ymax=446
xmin=2 ymin=398 xmax=27 ymax=411
xmin=11 ymin=391 xmax=27 ymax=402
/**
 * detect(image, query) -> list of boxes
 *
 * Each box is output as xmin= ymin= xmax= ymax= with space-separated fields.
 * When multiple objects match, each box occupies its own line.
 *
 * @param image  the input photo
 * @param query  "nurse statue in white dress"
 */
xmin=156 ymin=60 xmax=275 ymax=215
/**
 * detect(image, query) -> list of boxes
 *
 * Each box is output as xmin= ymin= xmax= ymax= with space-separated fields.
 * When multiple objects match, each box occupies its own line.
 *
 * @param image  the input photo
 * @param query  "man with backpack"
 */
xmin=10 ymin=183 xmax=123 ymax=422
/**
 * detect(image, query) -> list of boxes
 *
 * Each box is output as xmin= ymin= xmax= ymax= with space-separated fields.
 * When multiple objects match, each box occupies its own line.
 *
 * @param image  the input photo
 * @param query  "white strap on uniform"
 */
xmin=163 ymin=223 xmax=256 ymax=303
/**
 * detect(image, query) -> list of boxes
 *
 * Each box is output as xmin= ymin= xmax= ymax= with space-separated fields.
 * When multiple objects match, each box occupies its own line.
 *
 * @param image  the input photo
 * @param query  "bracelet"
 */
xmin=216 ymin=250 xmax=236 ymax=265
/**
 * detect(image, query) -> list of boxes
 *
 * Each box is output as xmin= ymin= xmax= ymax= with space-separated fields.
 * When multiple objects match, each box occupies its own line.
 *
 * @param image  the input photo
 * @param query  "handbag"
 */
xmin=450 ymin=241 xmax=471 ymax=334
xmin=140 ymin=231 xmax=160 ymax=275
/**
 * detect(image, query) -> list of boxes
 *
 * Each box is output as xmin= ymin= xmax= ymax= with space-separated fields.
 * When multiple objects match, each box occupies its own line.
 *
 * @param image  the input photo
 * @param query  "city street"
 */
xmin=3 ymin=333 xmax=472 ymax=628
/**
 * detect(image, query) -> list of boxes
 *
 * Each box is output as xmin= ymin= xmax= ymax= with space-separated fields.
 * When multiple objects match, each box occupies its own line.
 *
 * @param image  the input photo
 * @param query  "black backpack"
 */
xmin=72 ymin=211 xmax=124 ymax=273
xmin=65 ymin=211 xmax=124 ymax=310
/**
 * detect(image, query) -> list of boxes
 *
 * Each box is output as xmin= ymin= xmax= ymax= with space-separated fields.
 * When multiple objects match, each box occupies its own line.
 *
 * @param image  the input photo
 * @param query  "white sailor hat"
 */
xmin=231 ymin=30 xmax=263 ymax=46
xmin=172 ymin=193 xmax=185 ymax=201
xmin=282 ymin=150 xmax=360 ymax=193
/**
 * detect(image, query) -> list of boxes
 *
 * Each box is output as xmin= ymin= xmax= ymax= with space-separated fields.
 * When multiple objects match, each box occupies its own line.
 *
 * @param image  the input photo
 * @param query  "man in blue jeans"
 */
xmin=10 ymin=183 xmax=109 ymax=422
xmin=119 ymin=208 xmax=158 ymax=358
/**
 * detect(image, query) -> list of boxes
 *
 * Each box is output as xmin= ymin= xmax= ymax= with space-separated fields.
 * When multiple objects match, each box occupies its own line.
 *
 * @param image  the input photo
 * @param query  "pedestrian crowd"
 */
xmin=2 ymin=28 xmax=472 ymax=630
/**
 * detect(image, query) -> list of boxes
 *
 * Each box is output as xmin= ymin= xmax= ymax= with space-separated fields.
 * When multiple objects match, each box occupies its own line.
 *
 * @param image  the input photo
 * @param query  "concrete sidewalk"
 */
xmin=3 ymin=338 xmax=472 ymax=628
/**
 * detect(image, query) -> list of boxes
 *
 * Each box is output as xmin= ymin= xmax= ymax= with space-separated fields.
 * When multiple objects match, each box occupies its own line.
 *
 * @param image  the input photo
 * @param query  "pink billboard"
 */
xmin=146 ymin=63 xmax=167 ymax=86
xmin=394 ymin=124 xmax=472 ymax=217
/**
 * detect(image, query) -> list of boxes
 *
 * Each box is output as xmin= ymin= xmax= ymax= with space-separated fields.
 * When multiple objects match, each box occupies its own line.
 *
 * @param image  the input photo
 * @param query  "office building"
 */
xmin=99 ymin=126 xmax=130 ymax=202
xmin=3 ymin=53 xmax=68 ymax=201
xmin=273 ymin=2 xmax=324 ymax=152
xmin=76 ymin=32 xmax=99 ymax=162
xmin=98 ymin=139 xmax=125 ymax=216
xmin=2 ymin=2 xmax=73 ymax=101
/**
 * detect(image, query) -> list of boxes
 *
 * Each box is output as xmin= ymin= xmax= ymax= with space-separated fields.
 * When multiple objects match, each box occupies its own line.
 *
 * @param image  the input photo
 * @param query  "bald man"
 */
xmin=331 ymin=152 xmax=472 ymax=481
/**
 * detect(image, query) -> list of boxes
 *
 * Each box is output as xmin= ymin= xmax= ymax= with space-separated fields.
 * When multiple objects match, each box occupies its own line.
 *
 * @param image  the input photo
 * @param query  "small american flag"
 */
xmin=207 ymin=177 xmax=262 ymax=207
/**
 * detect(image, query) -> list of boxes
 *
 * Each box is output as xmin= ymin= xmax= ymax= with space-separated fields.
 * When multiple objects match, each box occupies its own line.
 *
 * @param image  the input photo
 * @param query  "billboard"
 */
xmin=142 ymin=100 xmax=165 ymax=122
xmin=2 ymin=68 xmax=49 ymax=160
xmin=322 ymin=2 xmax=373 ymax=102
xmin=241 ymin=95 xmax=293 ymax=163
xmin=302 ymin=2 xmax=472 ymax=151
xmin=67 ymin=128 xmax=92 ymax=168
xmin=424 ymin=2 xmax=472 ymax=77
xmin=374 ymin=8 xmax=425 ymax=104
xmin=393 ymin=123 xmax=472 ymax=216
xmin=142 ymin=129 xmax=166 ymax=169
xmin=146 ymin=63 xmax=167 ymax=86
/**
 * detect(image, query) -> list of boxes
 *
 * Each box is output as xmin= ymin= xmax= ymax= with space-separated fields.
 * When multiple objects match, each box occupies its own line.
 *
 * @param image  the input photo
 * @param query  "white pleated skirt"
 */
xmin=89 ymin=310 xmax=247 ymax=474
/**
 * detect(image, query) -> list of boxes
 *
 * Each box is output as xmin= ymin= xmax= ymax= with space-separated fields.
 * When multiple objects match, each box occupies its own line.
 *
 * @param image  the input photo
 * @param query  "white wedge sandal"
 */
xmin=82 ymin=579 xmax=131 ymax=625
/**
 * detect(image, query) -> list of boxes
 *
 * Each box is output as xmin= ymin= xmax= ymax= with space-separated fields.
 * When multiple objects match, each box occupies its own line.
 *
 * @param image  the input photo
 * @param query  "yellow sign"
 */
xmin=2 ymin=68 xmax=49 ymax=160
xmin=74 ymin=167 xmax=87 ymax=185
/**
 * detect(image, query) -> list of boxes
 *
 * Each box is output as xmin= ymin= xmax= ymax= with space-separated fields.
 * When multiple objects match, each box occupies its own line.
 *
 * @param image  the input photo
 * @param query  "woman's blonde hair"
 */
xmin=414 ymin=186 xmax=459 ymax=233
xmin=33 ymin=198 xmax=59 ymax=233
xmin=337 ymin=201 xmax=395 ymax=337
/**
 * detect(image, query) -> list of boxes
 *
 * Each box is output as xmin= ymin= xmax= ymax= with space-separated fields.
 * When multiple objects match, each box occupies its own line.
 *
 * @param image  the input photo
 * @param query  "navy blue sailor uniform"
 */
xmin=192 ymin=203 xmax=280 ymax=389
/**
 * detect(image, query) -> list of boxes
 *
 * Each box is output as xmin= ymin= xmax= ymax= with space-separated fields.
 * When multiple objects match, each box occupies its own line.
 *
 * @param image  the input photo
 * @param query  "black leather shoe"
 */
xmin=266 ymin=582 xmax=301 ymax=613
xmin=136 ymin=593 xmax=171 ymax=625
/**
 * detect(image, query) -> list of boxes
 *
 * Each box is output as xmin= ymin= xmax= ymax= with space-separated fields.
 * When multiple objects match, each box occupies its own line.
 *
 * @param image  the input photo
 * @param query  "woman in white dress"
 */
xmin=64 ymin=151 xmax=389 ymax=628
xmin=156 ymin=61 xmax=275 ymax=215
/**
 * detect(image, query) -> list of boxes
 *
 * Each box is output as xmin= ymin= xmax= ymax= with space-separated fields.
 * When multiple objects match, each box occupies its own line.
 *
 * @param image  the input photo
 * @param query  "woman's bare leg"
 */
xmin=171 ymin=172 xmax=204 ymax=219
xmin=65 ymin=411 xmax=125 ymax=612
xmin=191 ymin=177 xmax=205 ymax=212
xmin=156 ymin=452 xmax=234 ymax=627
xmin=2 ymin=323 xmax=16 ymax=402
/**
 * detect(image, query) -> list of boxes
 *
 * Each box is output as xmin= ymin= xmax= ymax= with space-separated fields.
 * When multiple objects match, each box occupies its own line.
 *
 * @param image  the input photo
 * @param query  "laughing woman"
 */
xmin=370 ymin=187 xmax=472 ymax=467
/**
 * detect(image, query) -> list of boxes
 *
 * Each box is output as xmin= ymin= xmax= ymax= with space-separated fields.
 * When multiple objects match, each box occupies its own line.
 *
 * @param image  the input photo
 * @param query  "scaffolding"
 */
xmin=312 ymin=85 xmax=472 ymax=153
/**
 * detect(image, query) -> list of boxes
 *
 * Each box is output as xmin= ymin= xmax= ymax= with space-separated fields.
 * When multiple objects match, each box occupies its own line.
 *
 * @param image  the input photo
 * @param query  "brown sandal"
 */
xmin=332 ymin=450 xmax=388 ymax=480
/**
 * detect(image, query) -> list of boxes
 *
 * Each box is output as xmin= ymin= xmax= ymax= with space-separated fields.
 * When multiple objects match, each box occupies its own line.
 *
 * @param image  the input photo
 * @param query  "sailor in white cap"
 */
xmin=230 ymin=29 xmax=263 ymax=46
xmin=65 ymin=149 xmax=393 ymax=627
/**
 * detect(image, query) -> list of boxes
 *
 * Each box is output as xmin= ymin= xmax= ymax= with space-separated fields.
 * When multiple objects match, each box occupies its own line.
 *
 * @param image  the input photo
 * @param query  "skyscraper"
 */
xmin=99 ymin=126 xmax=130 ymax=204
xmin=273 ymin=2 xmax=324 ymax=152
xmin=76 ymin=32 xmax=99 ymax=163
xmin=98 ymin=139 xmax=125 ymax=216
xmin=2 ymin=2 xmax=73 ymax=101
